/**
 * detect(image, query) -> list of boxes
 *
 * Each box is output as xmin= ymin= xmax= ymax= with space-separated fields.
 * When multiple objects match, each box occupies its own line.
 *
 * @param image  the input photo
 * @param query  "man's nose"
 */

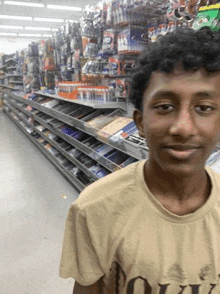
xmin=169 ymin=109 xmax=196 ymax=138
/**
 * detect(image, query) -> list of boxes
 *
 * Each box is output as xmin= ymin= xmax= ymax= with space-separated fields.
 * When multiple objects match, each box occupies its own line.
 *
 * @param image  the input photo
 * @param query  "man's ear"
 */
xmin=133 ymin=109 xmax=145 ymax=138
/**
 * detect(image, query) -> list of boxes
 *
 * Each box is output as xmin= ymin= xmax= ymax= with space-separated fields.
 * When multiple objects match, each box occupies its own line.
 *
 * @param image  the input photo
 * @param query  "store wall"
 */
xmin=0 ymin=37 xmax=39 ymax=54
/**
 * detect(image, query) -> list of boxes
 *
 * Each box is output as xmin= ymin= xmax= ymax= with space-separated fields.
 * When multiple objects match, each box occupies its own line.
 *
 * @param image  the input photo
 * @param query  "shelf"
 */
xmin=33 ymin=127 xmax=100 ymax=181
xmin=5 ymin=58 xmax=15 ymax=64
xmin=35 ymin=91 xmax=126 ymax=110
xmin=5 ymin=74 xmax=22 ymax=78
xmin=5 ymin=102 xmax=30 ymax=127
xmin=0 ymin=85 xmax=19 ymax=91
xmin=6 ymin=66 xmax=17 ymax=70
xmin=4 ymin=108 xmax=86 ymax=192
xmin=6 ymin=91 xmax=148 ymax=160
xmin=5 ymin=96 xmax=120 ymax=173
xmin=9 ymin=92 xmax=93 ymax=131
xmin=31 ymin=113 xmax=120 ymax=172
xmin=43 ymin=119 xmax=120 ymax=173
xmin=8 ymin=99 xmax=31 ymax=117
xmin=10 ymin=81 xmax=23 ymax=84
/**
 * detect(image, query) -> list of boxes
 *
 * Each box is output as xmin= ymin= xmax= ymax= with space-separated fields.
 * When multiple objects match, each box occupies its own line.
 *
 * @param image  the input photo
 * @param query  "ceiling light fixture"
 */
xmin=19 ymin=33 xmax=41 ymax=37
xmin=65 ymin=20 xmax=78 ymax=23
xmin=4 ymin=1 xmax=45 ymax=7
xmin=0 ymin=15 xmax=32 ymax=20
xmin=0 ymin=32 xmax=17 ymax=36
xmin=51 ymin=28 xmax=58 ymax=31
xmin=42 ymin=34 xmax=52 ymax=37
xmin=34 ymin=17 xmax=64 ymax=23
xmin=0 ymin=25 xmax=23 ymax=29
xmin=25 ymin=27 xmax=51 ymax=31
xmin=47 ymin=5 xmax=82 ymax=11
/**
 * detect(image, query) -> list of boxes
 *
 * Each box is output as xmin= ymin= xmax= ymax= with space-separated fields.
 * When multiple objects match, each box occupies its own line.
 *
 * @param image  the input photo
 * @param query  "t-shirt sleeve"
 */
xmin=59 ymin=202 xmax=104 ymax=286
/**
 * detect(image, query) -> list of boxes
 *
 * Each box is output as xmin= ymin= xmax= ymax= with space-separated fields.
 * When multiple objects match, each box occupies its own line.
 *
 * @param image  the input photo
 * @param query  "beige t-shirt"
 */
xmin=59 ymin=160 xmax=220 ymax=294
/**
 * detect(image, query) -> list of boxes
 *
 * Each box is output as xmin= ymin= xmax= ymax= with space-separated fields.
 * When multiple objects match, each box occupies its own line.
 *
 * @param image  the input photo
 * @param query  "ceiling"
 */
xmin=0 ymin=0 xmax=99 ymax=38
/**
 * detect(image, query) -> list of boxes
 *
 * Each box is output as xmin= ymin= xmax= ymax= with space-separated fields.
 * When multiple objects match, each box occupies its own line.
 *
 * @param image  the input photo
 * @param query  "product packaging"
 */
xmin=110 ymin=120 xmax=137 ymax=142
xmin=117 ymin=25 xmax=146 ymax=54
xmin=102 ymin=29 xmax=117 ymax=54
xmin=108 ymin=56 xmax=122 ymax=76
xmin=97 ymin=116 xmax=133 ymax=141
xmin=94 ymin=144 xmax=115 ymax=156
xmin=193 ymin=3 xmax=220 ymax=31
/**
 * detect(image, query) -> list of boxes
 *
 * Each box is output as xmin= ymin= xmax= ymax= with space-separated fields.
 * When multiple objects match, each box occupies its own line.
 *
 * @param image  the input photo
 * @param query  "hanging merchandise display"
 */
xmin=23 ymin=42 xmax=40 ymax=92
xmin=193 ymin=3 xmax=220 ymax=31
xmin=166 ymin=0 xmax=220 ymax=24
xmin=1 ymin=0 xmax=215 ymax=97
xmin=102 ymin=29 xmax=117 ymax=54
xmin=57 ymin=81 xmax=91 ymax=100
xmin=117 ymin=25 xmax=146 ymax=54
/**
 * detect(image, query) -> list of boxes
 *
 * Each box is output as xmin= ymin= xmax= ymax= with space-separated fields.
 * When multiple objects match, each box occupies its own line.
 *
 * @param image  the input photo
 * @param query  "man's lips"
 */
xmin=163 ymin=145 xmax=200 ymax=160
xmin=164 ymin=145 xmax=201 ymax=151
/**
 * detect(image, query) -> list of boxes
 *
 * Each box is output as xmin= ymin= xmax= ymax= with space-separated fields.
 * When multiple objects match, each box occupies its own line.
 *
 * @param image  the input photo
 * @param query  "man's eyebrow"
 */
xmin=150 ymin=90 xmax=218 ymax=100
xmin=194 ymin=91 xmax=217 ymax=98
xmin=150 ymin=91 xmax=179 ymax=101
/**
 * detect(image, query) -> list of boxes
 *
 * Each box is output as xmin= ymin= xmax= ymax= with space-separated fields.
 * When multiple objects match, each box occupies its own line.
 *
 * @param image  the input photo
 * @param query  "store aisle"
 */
xmin=0 ymin=109 xmax=79 ymax=294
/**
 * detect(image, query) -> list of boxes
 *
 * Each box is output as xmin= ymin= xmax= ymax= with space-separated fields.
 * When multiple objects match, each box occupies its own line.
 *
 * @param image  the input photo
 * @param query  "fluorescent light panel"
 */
xmin=43 ymin=34 xmax=52 ymax=37
xmin=19 ymin=33 xmax=41 ymax=37
xmin=47 ymin=4 xmax=82 ymax=11
xmin=25 ymin=27 xmax=51 ymax=31
xmin=0 ymin=15 xmax=32 ymax=20
xmin=34 ymin=17 xmax=64 ymax=23
xmin=0 ymin=25 xmax=23 ymax=29
xmin=4 ymin=1 xmax=45 ymax=7
xmin=0 ymin=32 xmax=17 ymax=36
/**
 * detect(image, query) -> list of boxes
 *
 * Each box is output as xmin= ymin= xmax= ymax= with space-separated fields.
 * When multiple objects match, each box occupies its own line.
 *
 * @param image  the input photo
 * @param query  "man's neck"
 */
xmin=144 ymin=160 xmax=211 ymax=216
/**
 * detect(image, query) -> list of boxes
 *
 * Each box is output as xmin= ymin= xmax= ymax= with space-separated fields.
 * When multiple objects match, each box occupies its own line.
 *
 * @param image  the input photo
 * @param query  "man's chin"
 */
xmin=147 ymin=155 xmax=205 ymax=177
xmin=159 ymin=160 xmax=206 ymax=178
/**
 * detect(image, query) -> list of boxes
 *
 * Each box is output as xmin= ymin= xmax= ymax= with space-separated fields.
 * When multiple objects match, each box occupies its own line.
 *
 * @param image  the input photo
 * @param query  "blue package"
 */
xmin=61 ymin=127 xmax=76 ymax=136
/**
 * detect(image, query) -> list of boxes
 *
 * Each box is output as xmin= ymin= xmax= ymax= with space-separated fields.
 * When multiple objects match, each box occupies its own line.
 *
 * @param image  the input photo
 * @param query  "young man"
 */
xmin=59 ymin=27 xmax=220 ymax=294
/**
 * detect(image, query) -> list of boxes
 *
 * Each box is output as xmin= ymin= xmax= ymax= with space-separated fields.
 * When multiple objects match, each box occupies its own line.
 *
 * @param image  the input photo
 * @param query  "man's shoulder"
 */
xmin=206 ymin=165 xmax=220 ymax=184
xmin=75 ymin=160 xmax=145 ymax=208
xmin=205 ymin=165 xmax=220 ymax=202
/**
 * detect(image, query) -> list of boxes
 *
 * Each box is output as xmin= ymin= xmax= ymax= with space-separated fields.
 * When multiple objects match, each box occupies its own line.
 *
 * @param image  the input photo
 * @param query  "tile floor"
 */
xmin=0 ymin=109 xmax=79 ymax=294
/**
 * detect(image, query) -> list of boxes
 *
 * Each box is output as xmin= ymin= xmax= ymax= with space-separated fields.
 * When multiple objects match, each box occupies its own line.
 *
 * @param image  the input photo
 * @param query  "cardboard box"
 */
xmin=97 ymin=117 xmax=133 ymax=141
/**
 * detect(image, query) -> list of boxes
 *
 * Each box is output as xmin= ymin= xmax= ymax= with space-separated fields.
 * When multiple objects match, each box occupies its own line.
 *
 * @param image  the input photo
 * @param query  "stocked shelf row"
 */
xmin=5 ymin=90 xmax=149 ymax=160
xmin=0 ymin=85 xmax=19 ymax=91
xmin=35 ymin=91 xmax=127 ymax=111
xmin=3 ymin=105 xmax=86 ymax=191
xmin=5 ymin=96 xmax=134 ymax=173
xmin=3 ymin=91 xmax=143 ymax=189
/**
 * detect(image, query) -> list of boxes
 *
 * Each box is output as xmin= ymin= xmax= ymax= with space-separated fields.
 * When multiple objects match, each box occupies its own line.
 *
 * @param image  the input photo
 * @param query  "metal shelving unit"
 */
xmin=33 ymin=127 xmax=100 ymax=182
xmin=5 ymin=95 xmax=122 ymax=175
xmin=3 ymin=105 xmax=86 ymax=192
xmin=7 ymin=91 xmax=149 ymax=160
xmin=0 ymin=85 xmax=19 ymax=91
xmin=35 ymin=91 xmax=127 ymax=110
xmin=3 ymin=85 xmax=220 ymax=191
xmin=10 ymin=81 xmax=23 ymax=85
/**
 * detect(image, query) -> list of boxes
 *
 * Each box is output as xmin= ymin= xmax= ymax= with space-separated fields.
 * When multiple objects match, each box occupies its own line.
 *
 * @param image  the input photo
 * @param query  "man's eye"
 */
xmin=154 ymin=104 xmax=174 ymax=111
xmin=195 ymin=105 xmax=214 ymax=113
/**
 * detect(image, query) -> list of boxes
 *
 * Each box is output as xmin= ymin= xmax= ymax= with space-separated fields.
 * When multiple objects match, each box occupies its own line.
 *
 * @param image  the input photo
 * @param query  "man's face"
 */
xmin=134 ymin=67 xmax=220 ymax=176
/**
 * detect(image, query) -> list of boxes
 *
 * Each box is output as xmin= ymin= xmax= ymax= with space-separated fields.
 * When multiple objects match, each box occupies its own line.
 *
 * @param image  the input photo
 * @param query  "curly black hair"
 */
xmin=129 ymin=26 xmax=220 ymax=110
